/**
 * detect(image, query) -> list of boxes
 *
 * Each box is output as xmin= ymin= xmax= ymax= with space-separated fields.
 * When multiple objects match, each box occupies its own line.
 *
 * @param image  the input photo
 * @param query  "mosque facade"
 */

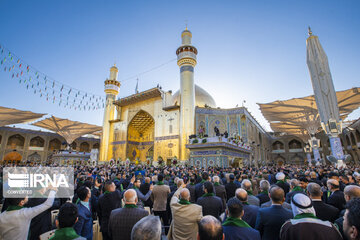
xmin=99 ymin=28 xmax=272 ymax=167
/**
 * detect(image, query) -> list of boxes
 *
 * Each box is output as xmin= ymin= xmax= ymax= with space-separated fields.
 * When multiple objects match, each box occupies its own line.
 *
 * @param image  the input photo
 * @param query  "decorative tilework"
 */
xmin=155 ymin=135 xmax=179 ymax=141
xmin=180 ymin=66 xmax=194 ymax=72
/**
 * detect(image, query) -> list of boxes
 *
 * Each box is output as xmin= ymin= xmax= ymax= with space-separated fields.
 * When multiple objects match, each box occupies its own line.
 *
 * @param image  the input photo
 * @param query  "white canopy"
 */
xmin=32 ymin=116 xmax=102 ymax=144
xmin=258 ymin=87 xmax=360 ymax=140
xmin=0 ymin=106 xmax=46 ymax=127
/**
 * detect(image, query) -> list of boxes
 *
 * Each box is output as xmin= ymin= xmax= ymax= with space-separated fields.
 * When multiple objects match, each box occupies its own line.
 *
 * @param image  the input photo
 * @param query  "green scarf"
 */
xmin=294 ymin=213 xmax=318 ymax=219
xmin=242 ymin=202 xmax=249 ymax=205
xmin=104 ymin=190 xmax=111 ymax=194
xmin=246 ymin=190 xmax=253 ymax=196
xmin=292 ymin=186 xmax=303 ymax=192
xmin=157 ymin=181 xmax=164 ymax=185
xmin=260 ymin=191 xmax=268 ymax=195
xmin=223 ymin=217 xmax=251 ymax=228
xmin=49 ymin=227 xmax=80 ymax=240
xmin=6 ymin=205 xmax=24 ymax=211
xmin=124 ymin=204 xmax=138 ymax=208
xmin=189 ymin=183 xmax=195 ymax=185
xmin=133 ymin=186 xmax=139 ymax=190
xmin=179 ymin=199 xmax=191 ymax=205
xmin=120 ymin=184 xmax=124 ymax=192
xmin=202 ymin=193 xmax=215 ymax=197
xmin=214 ymin=182 xmax=220 ymax=186
xmin=327 ymin=191 xmax=331 ymax=198
xmin=200 ymin=179 xmax=206 ymax=184
xmin=276 ymin=180 xmax=285 ymax=185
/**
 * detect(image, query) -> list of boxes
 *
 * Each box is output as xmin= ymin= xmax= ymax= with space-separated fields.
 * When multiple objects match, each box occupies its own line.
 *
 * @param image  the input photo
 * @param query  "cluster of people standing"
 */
xmin=0 ymin=163 xmax=360 ymax=240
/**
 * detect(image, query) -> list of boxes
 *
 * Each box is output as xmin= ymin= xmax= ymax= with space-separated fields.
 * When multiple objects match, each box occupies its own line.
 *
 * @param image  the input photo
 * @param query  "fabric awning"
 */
xmin=32 ymin=116 xmax=102 ymax=144
xmin=0 ymin=106 xmax=46 ymax=127
xmin=258 ymin=87 xmax=360 ymax=139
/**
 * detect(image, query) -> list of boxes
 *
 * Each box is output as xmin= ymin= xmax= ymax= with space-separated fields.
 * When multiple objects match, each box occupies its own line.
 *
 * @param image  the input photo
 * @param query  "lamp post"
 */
xmin=304 ymin=143 xmax=312 ymax=166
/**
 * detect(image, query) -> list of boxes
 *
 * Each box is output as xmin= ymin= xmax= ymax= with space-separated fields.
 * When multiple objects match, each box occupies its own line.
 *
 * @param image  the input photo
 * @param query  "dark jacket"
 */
xmin=255 ymin=205 xmax=292 ymax=240
xmin=214 ymin=184 xmax=227 ymax=211
xmin=108 ymin=207 xmax=149 ymax=240
xmin=74 ymin=202 xmax=93 ymax=240
xmin=223 ymin=225 xmax=261 ymax=240
xmin=195 ymin=181 xmax=205 ymax=201
xmin=225 ymin=181 xmax=238 ymax=200
xmin=242 ymin=204 xmax=259 ymax=228
xmin=285 ymin=189 xmax=304 ymax=203
xmin=196 ymin=195 xmax=223 ymax=219
xmin=275 ymin=181 xmax=290 ymax=195
xmin=97 ymin=190 xmax=122 ymax=234
xmin=312 ymin=200 xmax=339 ymax=222
xmin=186 ymin=183 xmax=196 ymax=203
xmin=256 ymin=192 xmax=270 ymax=206
xmin=140 ymin=182 xmax=153 ymax=208
xmin=327 ymin=190 xmax=346 ymax=211
xmin=261 ymin=200 xmax=292 ymax=211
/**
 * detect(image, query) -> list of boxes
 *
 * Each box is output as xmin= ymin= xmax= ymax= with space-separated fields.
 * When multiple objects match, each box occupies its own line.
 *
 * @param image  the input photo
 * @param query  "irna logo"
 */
xmin=8 ymin=172 xmax=69 ymax=188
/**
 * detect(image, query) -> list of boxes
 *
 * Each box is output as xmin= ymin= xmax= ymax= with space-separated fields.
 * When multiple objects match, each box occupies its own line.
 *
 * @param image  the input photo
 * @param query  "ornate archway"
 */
xmin=126 ymin=110 xmax=155 ymax=162
xmin=7 ymin=134 xmax=25 ymax=149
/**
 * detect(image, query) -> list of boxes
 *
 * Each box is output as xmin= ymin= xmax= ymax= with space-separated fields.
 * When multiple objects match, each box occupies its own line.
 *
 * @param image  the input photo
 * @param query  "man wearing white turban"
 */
xmin=280 ymin=193 xmax=342 ymax=240
xmin=275 ymin=172 xmax=290 ymax=194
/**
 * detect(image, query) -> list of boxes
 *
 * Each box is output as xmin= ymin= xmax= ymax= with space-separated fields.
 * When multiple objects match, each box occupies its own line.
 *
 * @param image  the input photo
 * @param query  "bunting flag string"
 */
xmin=0 ymin=44 xmax=106 ymax=111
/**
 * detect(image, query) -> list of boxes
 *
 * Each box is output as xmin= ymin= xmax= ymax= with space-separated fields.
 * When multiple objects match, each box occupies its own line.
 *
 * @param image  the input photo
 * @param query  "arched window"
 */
xmin=70 ymin=142 xmax=77 ymax=150
xmin=93 ymin=143 xmax=100 ymax=149
xmin=288 ymin=139 xmax=302 ymax=149
xmin=7 ymin=134 xmax=25 ymax=149
xmin=80 ymin=142 xmax=90 ymax=152
xmin=272 ymin=141 xmax=284 ymax=150
xmin=30 ymin=136 xmax=45 ymax=147
xmin=48 ymin=139 xmax=61 ymax=151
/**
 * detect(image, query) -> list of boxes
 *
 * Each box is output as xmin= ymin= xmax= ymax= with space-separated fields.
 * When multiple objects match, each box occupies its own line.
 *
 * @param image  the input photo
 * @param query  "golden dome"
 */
xmin=171 ymin=84 xmax=216 ymax=108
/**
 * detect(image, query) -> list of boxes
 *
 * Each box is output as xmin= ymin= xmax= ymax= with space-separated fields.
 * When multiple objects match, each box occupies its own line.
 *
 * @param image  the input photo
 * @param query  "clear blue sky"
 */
xmin=0 ymin=0 xmax=359 ymax=131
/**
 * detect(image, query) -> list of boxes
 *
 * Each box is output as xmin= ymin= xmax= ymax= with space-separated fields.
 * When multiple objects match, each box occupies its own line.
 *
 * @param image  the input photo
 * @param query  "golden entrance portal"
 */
xmin=126 ymin=110 xmax=155 ymax=162
xmin=3 ymin=151 xmax=22 ymax=164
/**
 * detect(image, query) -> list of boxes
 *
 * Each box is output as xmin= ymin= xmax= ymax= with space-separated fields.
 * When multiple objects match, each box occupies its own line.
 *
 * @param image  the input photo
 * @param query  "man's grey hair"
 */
xmin=131 ymin=215 xmax=161 ymax=240
xmin=213 ymin=176 xmax=220 ymax=182
xmin=307 ymin=183 xmax=322 ymax=197
xmin=241 ymin=179 xmax=252 ymax=191
xmin=290 ymin=179 xmax=300 ymax=188
xmin=259 ymin=180 xmax=270 ymax=192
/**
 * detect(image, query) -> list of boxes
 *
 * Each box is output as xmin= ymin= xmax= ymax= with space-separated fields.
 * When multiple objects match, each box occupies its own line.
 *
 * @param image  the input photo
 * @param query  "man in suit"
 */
xmin=307 ymin=183 xmax=339 ymax=222
xmin=97 ymin=180 xmax=122 ymax=240
xmin=327 ymin=179 xmax=346 ymax=211
xmin=195 ymin=172 xmax=210 ymax=201
xmin=108 ymin=189 xmax=149 ymax=240
xmin=234 ymin=188 xmax=259 ymax=228
xmin=242 ymin=179 xmax=260 ymax=206
xmin=213 ymin=176 xmax=227 ymax=212
xmin=226 ymin=174 xmax=238 ymax=200
xmin=255 ymin=186 xmax=292 ymax=240
xmin=197 ymin=181 xmax=223 ymax=219
xmin=140 ymin=177 xmax=153 ymax=208
xmin=256 ymin=180 xmax=270 ymax=206
xmin=223 ymin=198 xmax=260 ymax=240
xmin=198 ymin=215 xmax=224 ymax=240
xmin=151 ymin=173 xmax=171 ymax=226
xmin=275 ymin=172 xmax=290 ymax=195
xmin=167 ymin=183 xmax=203 ymax=240
xmin=186 ymin=176 xmax=197 ymax=203
xmin=285 ymin=179 xmax=303 ymax=203
xmin=74 ymin=186 xmax=93 ymax=240
xmin=127 ymin=177 xmax=153 ymax=208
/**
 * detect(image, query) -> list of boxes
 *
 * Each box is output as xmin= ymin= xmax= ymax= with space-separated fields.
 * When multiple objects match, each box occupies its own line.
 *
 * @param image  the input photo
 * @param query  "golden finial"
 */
xmin=308 ymin=26 xmax=313 ymax=36
xmin=185 ymin=20 xmax=188 ymax=30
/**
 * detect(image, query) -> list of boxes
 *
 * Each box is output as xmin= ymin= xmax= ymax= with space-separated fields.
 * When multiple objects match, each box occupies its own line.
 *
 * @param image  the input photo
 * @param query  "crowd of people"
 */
xmin=1 ymin=163 xmax=360 ymax=240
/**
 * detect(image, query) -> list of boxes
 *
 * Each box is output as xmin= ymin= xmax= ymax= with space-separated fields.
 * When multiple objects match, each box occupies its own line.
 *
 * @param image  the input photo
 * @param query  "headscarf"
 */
xmin=291 ymin=193 xmax=316 ymax=217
